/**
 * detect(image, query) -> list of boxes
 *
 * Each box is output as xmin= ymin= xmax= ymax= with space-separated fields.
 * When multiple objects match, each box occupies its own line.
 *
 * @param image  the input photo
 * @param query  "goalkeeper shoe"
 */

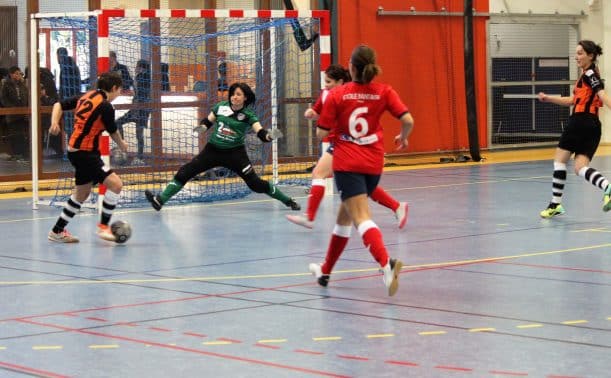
xmin=285 ymin=199 xmax=301 ymax=211
xmin=145 ymin=190 xmax=163 ymax=211
xmin=97 ymin=224 xmax=116 ymax=242
xmin=540 ymin=203 xmax=565 ymax=218
xmin=48 ymin=229 xmax=79 ymax=243
xmin=309 ymin=263 xmax=330 ymax=287
xmin=286 ymin=214 xmax=314 ymax=229
xmin=382 ymin=258 xmax=403 ymax=297
xmin=604 ymin=185 xmax=611 ymax=212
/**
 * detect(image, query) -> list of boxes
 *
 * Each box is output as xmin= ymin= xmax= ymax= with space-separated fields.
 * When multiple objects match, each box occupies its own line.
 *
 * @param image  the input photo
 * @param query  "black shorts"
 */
xmin=558 ymin=113 xmax=601 ymax=160
xmin=68 ymin=150 xmax=113 ymax=186
xmin=334 ymin=171 xmax=380 ymax=201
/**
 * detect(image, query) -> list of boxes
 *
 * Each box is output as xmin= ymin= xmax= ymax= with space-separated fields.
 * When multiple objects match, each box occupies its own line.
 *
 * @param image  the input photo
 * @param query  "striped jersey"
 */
xmin=62 ymin=90 xmax=118 ymax=151
xmin=573 ymin=64 xmax=604 ymax=116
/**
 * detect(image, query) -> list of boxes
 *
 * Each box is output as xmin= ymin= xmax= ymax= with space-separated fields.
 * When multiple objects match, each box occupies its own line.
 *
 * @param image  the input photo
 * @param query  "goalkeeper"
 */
xmin=145 ymin=82 xmax=300 ymax=211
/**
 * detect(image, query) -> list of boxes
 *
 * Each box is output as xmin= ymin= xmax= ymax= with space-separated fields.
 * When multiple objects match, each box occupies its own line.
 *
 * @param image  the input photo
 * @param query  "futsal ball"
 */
xmin=111 ymin=148 xmax=128 ymax=166
xmin=110 ymin=220 xmax=132 ymax=244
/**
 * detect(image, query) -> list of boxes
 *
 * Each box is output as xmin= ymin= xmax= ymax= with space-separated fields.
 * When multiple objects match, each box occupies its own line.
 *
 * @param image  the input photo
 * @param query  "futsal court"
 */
xmin=0 ymin=149 xmax=610 ymax=378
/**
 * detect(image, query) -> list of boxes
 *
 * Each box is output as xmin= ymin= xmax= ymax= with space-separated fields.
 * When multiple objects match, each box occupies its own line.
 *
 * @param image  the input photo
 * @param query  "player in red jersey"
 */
xmin=308 ymin=45 xmax=414 ymax=296
xmin=286 ymin=64 xmax=408 ymax=229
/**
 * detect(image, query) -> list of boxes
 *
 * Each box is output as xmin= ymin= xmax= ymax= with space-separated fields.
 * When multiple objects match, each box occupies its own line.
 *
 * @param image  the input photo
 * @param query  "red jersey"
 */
xmin=318 ymin=82 xmax=409 ymax=174
xmin=312 ymin=89 xmax=334 ymax=143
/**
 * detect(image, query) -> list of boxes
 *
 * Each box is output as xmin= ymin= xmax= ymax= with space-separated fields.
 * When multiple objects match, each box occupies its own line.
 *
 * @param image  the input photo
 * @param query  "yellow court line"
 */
xmin=516 ymin=324 xmax=543 ymax=329
xmin=366 ymin=334 xmax=395 ymax=338
xmin=468 ymin=328 xmax=496 ymax=333
xmin=0 ymin=242 xmax=609 ymax=286
xmin=89 ymin=344 xmax=119 ymax=349
xmin=32 ymin=345 xmax=63 ymax=350
xmin=562 ymin=320 xmax=588 ymax=325
xmin=418 ymin=331 xmax=446 ymax=336
xmin=257 ymin=339 xmax=287 ymax=344
xmin=312 ymin=336 xmax=342 ymax=341
xmin=0 ymin=347 xmax=6 ymax=350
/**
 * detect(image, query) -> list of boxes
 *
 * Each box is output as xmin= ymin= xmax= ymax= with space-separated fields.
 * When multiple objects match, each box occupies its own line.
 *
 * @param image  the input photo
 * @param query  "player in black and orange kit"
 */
xmin=47 ymin=72 xmax=128 ymax=243
xmin=538 ymin=40 xmax=611 ymax=218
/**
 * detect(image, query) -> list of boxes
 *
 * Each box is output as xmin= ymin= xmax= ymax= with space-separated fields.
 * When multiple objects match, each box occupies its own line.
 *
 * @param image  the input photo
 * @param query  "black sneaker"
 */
xmin=145 ymin=190 xmax=163 ymax=211
xmin=285 ymin=199 xmax=301 ymax=211
xmin=309 ymin=263 xmax=330 ymax=287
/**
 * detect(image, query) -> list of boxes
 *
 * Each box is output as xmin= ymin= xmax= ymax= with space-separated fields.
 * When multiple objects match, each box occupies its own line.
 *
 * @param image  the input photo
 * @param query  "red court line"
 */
xmin=16 ymin=318 xmax=350 ymax=378
xmin=255 ymin=343 xmax=281 ymax=350
xmin=337 ymin=354 xmax=369 ymax=361
xmin=384 ymin=360 xmax=419 ymax=367
xmin=0 ymin=360 xmax=70 ymax=378
xmin=295 ymin=349 xmax=324 ymax=355
xmin=183 ymin=332 xmax=206 ymax=338
xmin=493 ymin=261 xmax=611 ymax=274
xmin=435 ymin=365 xmax=473 ymax=372
xmin=3 ymin=259 xmax=493 ymax=325
xmin=85 ymin=317 xmax=107 ymax=322
xmin=148 ymin=327 xmax=171 ymax=332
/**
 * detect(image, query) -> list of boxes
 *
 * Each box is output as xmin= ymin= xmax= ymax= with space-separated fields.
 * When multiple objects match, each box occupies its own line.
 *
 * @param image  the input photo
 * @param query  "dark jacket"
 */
xmin=58 ymin=56 xmax=81 ymax=99
xmin=1 ymin=77 xmax=29 ymax=123
xmin=111 ymin=63 xmax=133 ymax=90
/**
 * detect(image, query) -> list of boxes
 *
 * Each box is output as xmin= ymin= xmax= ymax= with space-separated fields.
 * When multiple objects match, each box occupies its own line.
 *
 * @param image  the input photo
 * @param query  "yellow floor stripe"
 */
xmin=203 ymin=341 xmax=233 ymax=345
xmin=562 ymin=320 xmax=588 ymax=325
xmin=257 ymin=339 xmax=287 ymax=344
xmin=468 ymin=328 xmax=496 ymax=333
xmin=88 ymin=344 xmax=119 ymax=349
xmin=0 ymin=347 xmax=6 ymax=350
xmin=312 ymin=336 xmax=342 ymax=341
xmin=32 ymin=345 xmax=63 ymax=350
xmin=418 ymin=331 xmax=446 ymax=336
xmin=366 ymin=334 xmax=394 ymax=338
xmin=1 ymin=242 xmax=609 ymax=286
xmin=516 ymin=324 xmax=543 ymax=329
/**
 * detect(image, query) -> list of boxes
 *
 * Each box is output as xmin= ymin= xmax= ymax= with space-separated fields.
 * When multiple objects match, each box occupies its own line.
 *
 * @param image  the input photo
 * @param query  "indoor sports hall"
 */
xmin=1 ymin=0 xmax=610 ymax=377
xmin=1 ymin=149 xmax=610 ymax=377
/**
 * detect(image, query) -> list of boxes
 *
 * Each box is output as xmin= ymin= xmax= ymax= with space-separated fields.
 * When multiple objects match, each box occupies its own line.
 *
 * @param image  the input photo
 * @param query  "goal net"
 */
xmin=30 ymin=9 xmax=330 ymax=208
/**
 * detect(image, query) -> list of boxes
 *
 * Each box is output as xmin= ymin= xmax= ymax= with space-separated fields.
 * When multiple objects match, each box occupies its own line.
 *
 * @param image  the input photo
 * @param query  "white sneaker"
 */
xmin=395 ymin=202 xmax=408 ymax=229
xmin=286 ymin=214 xmax=314 ymax=229
xmin=382 ymin=258 xmax=403 ymax=296
xmin=131 ymin=157 xmax=145 ymax=166
xmin=48 ymin=229 xmax=79 ymax=243
xmin=97 ymin=224 xmax=116 ymax=242
xmin=308 ymin=263 xmax=330 ymax=287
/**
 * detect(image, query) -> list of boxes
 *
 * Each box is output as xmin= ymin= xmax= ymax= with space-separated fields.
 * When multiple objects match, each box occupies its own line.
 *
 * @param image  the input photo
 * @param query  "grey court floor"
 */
xmin=0 ymin=157 xmax=610 ymax=378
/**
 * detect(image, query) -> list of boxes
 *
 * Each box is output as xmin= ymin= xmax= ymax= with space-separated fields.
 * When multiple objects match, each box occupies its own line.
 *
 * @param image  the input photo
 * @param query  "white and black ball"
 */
xmin=111 ymin=220 xmax=132 ymax=244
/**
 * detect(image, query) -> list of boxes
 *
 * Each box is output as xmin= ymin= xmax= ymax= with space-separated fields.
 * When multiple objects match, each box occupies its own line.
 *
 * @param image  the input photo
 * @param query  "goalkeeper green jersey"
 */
xmin=209 ymin=101 xmax=259 ymax=149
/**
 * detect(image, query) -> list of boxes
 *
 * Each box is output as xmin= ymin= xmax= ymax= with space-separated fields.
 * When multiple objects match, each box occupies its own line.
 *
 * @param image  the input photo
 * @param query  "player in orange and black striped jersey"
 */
xmin=47 ymin=72 xmax=129 ymax=243
xmin=538 ymin=40 xmax=611 ymax=219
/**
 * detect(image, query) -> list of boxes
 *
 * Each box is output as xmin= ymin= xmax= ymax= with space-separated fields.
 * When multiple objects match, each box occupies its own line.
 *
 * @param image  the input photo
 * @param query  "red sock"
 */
xmin=306 ymin=182 xmax=326 ymax=221
xmin=321 ymin=234 xmax=349 ymax=274
xmin=361 ymin=225 xmax=389 ymax=267
xmin=370 ymin=186 xmax=399 ymax=211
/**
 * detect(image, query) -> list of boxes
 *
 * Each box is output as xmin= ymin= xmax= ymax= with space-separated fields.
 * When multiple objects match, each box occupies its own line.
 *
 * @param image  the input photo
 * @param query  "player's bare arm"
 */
xmin=537 ymin=92 xmax=574 ymax=106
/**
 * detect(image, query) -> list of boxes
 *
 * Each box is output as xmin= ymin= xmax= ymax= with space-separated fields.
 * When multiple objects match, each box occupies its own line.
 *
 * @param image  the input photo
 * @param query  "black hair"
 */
xmin=350 ymin=44 xmax=381 ymax=84
xmin=8 ymin=66 xmax=21 ymax=74
xmin=96 ymin=72 xmax=122 ymax=92
xmin=325 ymin=64 xmax=351 ymax=83
xmin=228 ymin=82 xmax=256 ymax=108
xmin=578 ymin=40 xmax=603 ymax=62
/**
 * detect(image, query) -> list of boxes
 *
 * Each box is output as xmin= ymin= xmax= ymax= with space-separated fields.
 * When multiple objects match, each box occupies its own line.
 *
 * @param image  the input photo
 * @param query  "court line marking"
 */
xmin=0 ymin=242 xmax=608 ymax=286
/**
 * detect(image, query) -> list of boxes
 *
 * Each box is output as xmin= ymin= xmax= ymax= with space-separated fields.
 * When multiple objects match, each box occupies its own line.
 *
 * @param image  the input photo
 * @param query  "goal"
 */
xmin=30 ymin=8 xmax=330 ymax=209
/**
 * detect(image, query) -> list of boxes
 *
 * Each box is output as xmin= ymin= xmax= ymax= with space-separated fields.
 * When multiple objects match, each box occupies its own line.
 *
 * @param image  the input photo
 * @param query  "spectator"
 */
xmin=0 ymin=66 xmax=29 ymax=161
xmin=57 ymin=47 xmax=81 ymax=99
xmin=109 ymin=51 xmax=133 ymax=90
xmin=115 ymin=59 xmax=151 ymax=164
